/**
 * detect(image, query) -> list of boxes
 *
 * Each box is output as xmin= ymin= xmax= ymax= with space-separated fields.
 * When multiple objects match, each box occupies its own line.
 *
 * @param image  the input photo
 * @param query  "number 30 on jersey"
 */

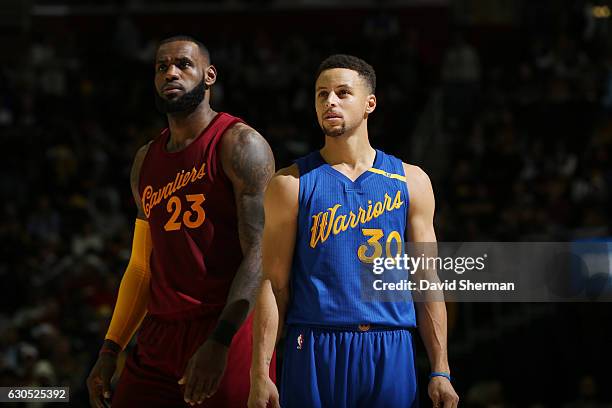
xmin=357 ymin=228 xmax=403 ymax=263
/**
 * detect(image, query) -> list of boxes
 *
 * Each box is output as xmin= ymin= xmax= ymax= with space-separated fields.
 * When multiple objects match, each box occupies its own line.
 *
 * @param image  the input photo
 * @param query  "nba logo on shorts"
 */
xmin=297 ymin=334 xmax=304 ymax=350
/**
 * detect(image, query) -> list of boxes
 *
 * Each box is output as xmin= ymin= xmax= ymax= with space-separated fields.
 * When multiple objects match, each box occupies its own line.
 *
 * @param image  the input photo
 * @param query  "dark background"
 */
xmin=1 ymin=0 xmax=611 ymax=406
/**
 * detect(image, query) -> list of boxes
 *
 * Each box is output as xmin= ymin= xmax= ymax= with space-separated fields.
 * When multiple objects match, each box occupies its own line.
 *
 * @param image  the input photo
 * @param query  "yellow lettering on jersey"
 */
xmin=349 ymin=211 xmax=359 ymax=228
xmin=142 ymin=163 xmax=207 ymax=218
xmin=189 ymin=167 xmax=198 ymax=183
xmin=333 ymin=214 xmax=348 ymax=234
xmin=196 ymin=164 xmax=206 ymax=179
xmin=309 ymin=190 xmax=404 ymax=249
xmin=384 ymin=193 xmax=394 ymax=211
xmin=373 ymin=201 xmax=384 ymax=217
xmin=392 ymin=190 xmax=404 ymax=208
xmin=310 ymin=204 xmax=340 ymax=248
xmin=358 ymin=207 xmax=368 ymax=224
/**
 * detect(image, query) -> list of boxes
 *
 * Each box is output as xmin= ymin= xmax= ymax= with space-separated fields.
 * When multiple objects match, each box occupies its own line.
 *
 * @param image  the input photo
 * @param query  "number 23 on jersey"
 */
xmin=164 ymin=194 xmax=206 ymax=231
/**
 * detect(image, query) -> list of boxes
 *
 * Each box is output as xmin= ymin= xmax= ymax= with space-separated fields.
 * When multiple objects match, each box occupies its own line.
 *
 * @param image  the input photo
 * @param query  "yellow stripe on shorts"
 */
xmin=367 ymin=168 xmax=407 ymax=182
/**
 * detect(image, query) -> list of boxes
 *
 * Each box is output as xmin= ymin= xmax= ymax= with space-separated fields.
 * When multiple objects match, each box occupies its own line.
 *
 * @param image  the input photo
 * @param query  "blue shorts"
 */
xmin=280 ymin=325 xmax=418 ymax=408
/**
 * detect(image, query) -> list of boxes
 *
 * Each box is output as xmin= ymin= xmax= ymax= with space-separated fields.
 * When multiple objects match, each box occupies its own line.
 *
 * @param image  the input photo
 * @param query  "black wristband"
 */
xmin=210 ymin=319 xmax=237 ymax=347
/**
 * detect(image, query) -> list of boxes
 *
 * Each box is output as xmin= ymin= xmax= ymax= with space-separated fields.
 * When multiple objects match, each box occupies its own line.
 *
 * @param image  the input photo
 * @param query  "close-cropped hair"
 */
xmin=157 ymin=35 xmax=211 ymax=63
xmin=316 ymin=54 xmax=376 ymax=93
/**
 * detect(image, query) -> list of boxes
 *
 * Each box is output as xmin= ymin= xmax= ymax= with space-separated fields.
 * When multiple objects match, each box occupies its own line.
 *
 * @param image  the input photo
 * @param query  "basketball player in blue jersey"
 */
xmin=248 ymin=55 xmax=459 ymax=408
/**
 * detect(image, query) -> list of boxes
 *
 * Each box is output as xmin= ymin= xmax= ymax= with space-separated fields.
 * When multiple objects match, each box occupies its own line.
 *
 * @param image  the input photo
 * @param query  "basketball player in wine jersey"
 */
xmin=86 ymin=36 xmax=275 ymax=407
xmin=248 ymin=55 xmax=459 ymax=408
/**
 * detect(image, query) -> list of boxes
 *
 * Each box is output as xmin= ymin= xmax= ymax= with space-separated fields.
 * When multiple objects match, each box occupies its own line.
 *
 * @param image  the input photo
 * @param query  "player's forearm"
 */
xmin=416 ymin=301 xmax=450 ymax=373
xmin=411 ymin=240 xmax=449 ymax=372
xmin=218 ymin=187 xmax=267 ymax=329
xmin=105 ymin=263 xmax=150 ymax=349
xmin=217 ymin=247 xmax=261 ymax=328
xmin=251 ymin=279 xmax=280 ymax=378
xmin=105 ymin=219 xmax=151 ymax=349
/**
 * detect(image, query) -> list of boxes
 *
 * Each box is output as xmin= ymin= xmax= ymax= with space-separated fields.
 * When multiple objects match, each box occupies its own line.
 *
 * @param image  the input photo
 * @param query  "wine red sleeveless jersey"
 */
xmin=139 ymin=112 xmax=243 ymax=319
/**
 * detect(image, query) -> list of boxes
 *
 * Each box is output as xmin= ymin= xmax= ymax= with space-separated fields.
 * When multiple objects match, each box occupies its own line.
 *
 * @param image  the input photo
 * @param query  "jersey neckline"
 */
xmin=160 ymin=112 xmax=223 ymax=155
xmin=316 ymin=149 xmax=383 ymax=190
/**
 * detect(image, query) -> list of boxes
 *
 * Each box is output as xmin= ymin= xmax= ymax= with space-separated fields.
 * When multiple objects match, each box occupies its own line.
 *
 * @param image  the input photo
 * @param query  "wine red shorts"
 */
xmin=112 ymin=313 xmax=275 ymax=407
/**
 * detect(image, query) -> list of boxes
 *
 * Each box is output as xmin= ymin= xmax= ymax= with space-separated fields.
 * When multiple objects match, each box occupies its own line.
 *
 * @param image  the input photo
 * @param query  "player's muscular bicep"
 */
xmin=404 ymin=163 xmax=436 ymax=243
xmin=130 ymin=143 xmax=151 ymax=220
xmin=223 ymin=123 xmax=275 ymax=194
xmin=221 ymin=123 xmax=275 ymax=253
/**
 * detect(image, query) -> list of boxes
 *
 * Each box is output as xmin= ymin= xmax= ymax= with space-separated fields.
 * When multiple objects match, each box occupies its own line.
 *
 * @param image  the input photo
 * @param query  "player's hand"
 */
xmin=179 ymin=339 xmax=229 ymax=405
xmin=428 ymin=376 xmax=459 ymax=408
xmin=248 ymin=373 xmax=280 ymax=408
xmin=86 ymin=352 xmax=118 ymax=408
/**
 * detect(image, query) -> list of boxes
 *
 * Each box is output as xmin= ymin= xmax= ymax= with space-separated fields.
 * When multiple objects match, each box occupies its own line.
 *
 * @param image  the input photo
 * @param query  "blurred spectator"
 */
xmin=563 ymin=375 xmax=608 ymax=408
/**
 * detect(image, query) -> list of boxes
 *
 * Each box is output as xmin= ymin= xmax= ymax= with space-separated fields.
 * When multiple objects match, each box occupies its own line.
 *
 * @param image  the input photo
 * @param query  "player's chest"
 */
xmin=140 ymin=156 xmax=217 ymax=230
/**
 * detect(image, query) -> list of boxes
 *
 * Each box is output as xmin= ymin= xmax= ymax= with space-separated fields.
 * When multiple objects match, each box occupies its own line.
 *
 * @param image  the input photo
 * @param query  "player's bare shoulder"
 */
xmin=403 ymin=163 xmax=434 ymax=195
xmin=269 ymin=164 xmax=299 ymax=194
xmin=403 ymin=162 xmax=435 ymax=217
xmin=220 ymin=122 xmax=275 ymax=193
xmin=131 ymin=141 xmax=153 ymax=218
xmin=265 ymin=164 xmax=300 ymax=215
xmin=274 ymin=164 xmax=300 ymax=180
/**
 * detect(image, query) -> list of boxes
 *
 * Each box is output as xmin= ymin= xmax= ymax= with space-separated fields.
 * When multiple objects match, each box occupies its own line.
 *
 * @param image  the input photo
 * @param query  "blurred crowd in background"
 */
xmin=0 ymin=0 xmax=611 ymax=406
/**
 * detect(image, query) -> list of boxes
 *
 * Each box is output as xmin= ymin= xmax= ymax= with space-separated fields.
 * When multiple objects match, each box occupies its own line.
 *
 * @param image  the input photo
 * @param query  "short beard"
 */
xmin=321 ymin=122 xmax=346 ymax=137
xmin=155 ymin=80 xmax=207 ymax=114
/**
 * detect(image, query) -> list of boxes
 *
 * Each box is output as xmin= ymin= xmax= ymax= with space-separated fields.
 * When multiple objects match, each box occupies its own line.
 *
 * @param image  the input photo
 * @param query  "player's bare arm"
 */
xmin=219 ymin=122 xmax=276 ymax=326
xmin=179 ymin=123 xmax=274 ymax=405
xmin=130 ymin=143 xmax=151 ymax=220
xmin=404 ymin=163 xmax=459 ymax=408
xmin=86 ymin=143 xmax=152 ymax=408
xmin=248 ymin=164 xmax=299 ymax=408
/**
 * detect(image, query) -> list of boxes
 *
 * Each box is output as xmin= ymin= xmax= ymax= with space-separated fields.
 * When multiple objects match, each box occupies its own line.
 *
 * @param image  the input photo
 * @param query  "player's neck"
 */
xmin=320 ymin=129 xmax=375 ymax=169
xmin=166 ymin=103 xmax=217 ymax=151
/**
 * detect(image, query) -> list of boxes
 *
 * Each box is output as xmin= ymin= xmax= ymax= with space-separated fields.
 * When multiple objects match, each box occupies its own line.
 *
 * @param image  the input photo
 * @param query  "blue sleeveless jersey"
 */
xmin=286 ymin=149 xmax=417 ymax=328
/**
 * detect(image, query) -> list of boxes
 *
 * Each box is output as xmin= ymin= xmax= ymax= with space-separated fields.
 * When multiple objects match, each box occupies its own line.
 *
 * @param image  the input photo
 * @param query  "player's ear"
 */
xmin=365 ymin=94 xmax=376 ymax=115
xmin=204 ymin=65 xmax=217 ymax=87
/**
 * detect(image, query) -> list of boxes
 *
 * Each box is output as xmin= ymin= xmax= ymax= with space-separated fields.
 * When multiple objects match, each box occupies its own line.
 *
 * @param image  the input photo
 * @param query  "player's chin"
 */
xmin=322 ymin=123 xmax=346 ymax=137
xmin=163 ymin=93 xmax=183 ymax=102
